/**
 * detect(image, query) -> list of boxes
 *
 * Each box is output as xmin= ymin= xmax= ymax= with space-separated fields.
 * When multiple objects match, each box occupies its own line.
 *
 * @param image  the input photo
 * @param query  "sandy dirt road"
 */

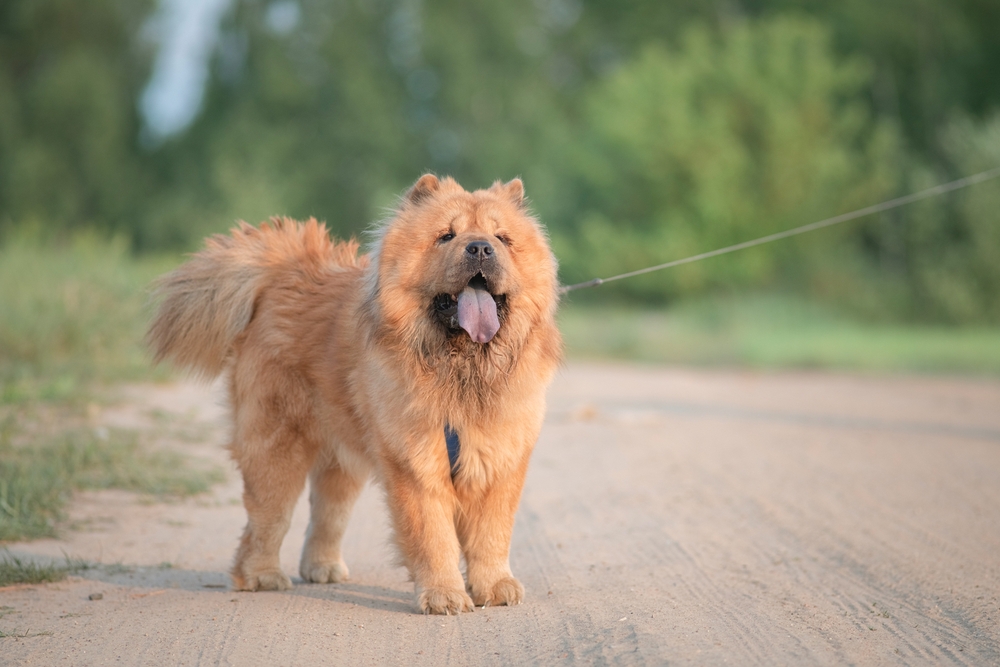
xmin=2 ymin=362 xmax=1000 ymax=666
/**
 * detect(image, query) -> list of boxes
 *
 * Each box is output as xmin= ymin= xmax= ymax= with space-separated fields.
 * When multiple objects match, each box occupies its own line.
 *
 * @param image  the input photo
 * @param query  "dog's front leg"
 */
xmin=382 ymin=454 xmax=474 ymax=614
xmin=455 ymin=448 xmax=531 ymax=608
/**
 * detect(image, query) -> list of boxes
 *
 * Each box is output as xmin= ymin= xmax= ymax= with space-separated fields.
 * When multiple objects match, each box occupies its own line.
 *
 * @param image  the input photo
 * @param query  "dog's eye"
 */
xmin=438 ymin=232 xmax=455 ymax=243
xmin=496 ymin=234 xmax=511 ymax=247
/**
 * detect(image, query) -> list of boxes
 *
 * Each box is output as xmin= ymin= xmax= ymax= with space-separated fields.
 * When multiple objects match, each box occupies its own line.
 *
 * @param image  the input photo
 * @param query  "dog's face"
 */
xmin=371 ymin=175 xmax=558 ymax=352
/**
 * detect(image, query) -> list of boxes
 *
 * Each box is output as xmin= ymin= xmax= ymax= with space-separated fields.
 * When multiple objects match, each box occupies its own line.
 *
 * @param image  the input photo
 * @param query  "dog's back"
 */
xmin=147 ymin=217 xmax=365 ymax=379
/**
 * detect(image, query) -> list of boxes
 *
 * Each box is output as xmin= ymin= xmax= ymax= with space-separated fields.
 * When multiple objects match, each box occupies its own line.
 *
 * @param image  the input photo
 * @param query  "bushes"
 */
xmin=2 ymin=2 xmax=998 ymax=324
xmin=542 ymin=18 xmax=898 ymax=300
xmin=535 ymin=18 xmax=1000 ymax=324
xmin=910 ymin=114 xmax=1000 ymax=323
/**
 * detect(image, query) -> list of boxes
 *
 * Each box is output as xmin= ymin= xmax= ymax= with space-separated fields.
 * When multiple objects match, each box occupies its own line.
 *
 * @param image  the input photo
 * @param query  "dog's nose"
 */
xmin=465 ymin=240 xmax=494 ymax=259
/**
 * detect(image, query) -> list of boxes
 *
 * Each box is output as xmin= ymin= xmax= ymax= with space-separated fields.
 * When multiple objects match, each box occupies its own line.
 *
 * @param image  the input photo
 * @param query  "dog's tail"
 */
xmin=146 ymin=217 xmax=357 ymax=379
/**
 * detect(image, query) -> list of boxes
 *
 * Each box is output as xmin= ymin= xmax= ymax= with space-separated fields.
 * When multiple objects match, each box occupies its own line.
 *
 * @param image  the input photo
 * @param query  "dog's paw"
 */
xmin=233 ymin=570 xmax=293 ymax=592
xmin=470 ymin=576 xmax=524 ymax=607
xmin=417 ymin=586 xmax=475 ymax=615
xmin=300 ymin=559 xmax=349 ymax=584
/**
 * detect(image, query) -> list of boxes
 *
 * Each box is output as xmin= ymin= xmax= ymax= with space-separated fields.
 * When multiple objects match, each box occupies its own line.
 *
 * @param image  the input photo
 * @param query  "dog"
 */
xmin=147 ymin=175 xmax=562 ymax=614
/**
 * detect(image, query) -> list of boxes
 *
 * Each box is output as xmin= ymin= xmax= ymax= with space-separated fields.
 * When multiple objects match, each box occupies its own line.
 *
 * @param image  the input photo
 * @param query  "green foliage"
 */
xmin=0 ymin=0 xmax=155 ymax=241
xmin=0 ymin=236 xmax=175 ymax=403
xmin=0 ymin=238 xmax=222 ymax=543
xmin=754 ymin=0 xmax=1000 ymax=156
xmin=844 ymin=111 xmax=1000 ymax=324
xmin=1 ymin=0 xmax=999 ymax=324
xmin=543 ymin=18 xmax=901 ymax=302
xmin=0 ymin=420 xmax=223 ymax=542
xmin=144 ymin=0 xmax=415 ymax=246
xmin=142 ymin=0 xmax=569 ymax=249
xmin=917 ymin=114 xmax=1000 ymax=322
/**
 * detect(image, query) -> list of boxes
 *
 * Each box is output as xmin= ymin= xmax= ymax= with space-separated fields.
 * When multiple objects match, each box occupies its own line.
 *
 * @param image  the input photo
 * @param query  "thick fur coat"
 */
xmin=147 ymin=175 xmax=562 ymax=614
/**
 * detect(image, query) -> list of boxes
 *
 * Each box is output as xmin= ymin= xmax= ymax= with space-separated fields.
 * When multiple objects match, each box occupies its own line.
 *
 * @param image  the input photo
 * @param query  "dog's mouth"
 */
xmin=433 ymin=274 xmax=506 ymax=344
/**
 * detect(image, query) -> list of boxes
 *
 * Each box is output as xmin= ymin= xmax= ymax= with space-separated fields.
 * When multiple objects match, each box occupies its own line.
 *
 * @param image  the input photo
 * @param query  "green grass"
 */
xmin=0 ymin=550 xmax=91 ymax=587
xmin=559 ymin=294 xmax=1000 ymax=374
xmin=0 ymin=235 xmax=177 ymax=403
xmin=0 ymin=420 xmax=224 ymax=542
xmin=0 ymin=237 xmax=227 ymax=544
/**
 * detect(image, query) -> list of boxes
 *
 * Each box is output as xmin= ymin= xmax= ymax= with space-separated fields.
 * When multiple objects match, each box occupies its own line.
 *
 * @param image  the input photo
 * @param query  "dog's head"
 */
xmin=369 ymin=174 xmax=559 ymax=354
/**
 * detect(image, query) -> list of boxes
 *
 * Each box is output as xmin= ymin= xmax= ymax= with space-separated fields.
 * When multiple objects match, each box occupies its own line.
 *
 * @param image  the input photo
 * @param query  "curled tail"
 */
xmin=146 ymin=217 xmax=360 ymax=378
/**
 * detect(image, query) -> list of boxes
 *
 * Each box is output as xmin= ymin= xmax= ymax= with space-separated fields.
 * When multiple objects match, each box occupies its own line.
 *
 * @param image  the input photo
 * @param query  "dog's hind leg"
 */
xmin=230 ymin=430 xmax=316 ymax=591
xmin=231 ymin=448 xmax=309 ymax=591
xmin=229 ymin=371 xmax=321 ymax=592
xmin=299 ymin=462 xmax=366 ymax=583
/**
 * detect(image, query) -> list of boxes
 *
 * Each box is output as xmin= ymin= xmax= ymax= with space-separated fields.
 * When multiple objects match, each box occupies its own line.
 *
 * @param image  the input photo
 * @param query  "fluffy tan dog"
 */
xmin=147 ymin=175 xmax=561 ymax=614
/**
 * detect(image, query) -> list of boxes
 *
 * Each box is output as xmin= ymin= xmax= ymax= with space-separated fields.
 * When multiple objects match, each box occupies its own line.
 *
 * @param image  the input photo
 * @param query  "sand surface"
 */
xmin=2 ymin=362 xmax=999 ymax=666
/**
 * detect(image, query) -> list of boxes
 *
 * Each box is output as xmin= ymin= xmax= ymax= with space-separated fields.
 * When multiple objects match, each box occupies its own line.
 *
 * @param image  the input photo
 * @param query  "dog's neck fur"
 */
xmin=359 ymin=298 xmax=520 ymax=414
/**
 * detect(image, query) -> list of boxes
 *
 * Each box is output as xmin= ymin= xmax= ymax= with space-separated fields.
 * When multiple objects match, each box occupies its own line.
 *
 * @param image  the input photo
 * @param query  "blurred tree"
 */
xmin=577 ymin=0 xmax=1000 ymax=161
xmin=879 ymin=113 xmax=1000 ymax=323
xmin=145 ymin=0 xmax=571 ymax=248
xmin=0 ymin=0 xmax=155 ymax=240
xmin=1 ymin=0 xmax=997 ymax=323
xmin=542 ymin=17 xmax=900 ymax=302
xmin=741 ymin=0 xmax=1000 ymax=158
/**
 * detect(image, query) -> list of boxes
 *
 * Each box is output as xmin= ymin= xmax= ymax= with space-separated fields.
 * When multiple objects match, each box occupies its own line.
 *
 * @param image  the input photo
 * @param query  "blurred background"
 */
xmin=3 ymin=0 xmax=1000 ymax=546
xmin=3 ymin=0 xmax=1000 ymax=399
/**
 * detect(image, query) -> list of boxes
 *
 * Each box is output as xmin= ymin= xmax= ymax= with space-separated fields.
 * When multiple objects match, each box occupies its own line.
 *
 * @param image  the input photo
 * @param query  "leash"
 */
xmin=559 ymin=167 xmax=1000 ymax=294
xmin=445 ymin=168 xmax=1000 ymax=471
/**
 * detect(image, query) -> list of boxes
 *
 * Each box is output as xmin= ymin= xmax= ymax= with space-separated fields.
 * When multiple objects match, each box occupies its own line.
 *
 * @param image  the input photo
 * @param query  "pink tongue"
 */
xmin=457 ymin=286 xmax=500 ymax=343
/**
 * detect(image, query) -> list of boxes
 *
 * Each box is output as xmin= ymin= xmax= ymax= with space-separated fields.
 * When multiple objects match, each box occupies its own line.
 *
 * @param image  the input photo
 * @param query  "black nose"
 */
xmin=465 ymin=240 xmax=494 ymax=259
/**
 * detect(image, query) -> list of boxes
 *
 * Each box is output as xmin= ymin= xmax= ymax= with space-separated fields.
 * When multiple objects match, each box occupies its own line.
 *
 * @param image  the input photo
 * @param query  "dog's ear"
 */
xmin=493 ymin=178 xmax=525 ymax=208
xmin=406 ymin=174 xmax=440 ymax=205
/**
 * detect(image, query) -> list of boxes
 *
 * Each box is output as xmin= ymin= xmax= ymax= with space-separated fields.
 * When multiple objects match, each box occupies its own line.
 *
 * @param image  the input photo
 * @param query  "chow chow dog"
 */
xmin=147 ymin=175 xmax=561 ymax=614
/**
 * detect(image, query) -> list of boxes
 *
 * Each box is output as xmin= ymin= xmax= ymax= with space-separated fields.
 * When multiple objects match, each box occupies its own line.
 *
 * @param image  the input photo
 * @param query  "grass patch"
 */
xmin=0 ymin=421 xmax=224 ymax=542
xmin=559 ymin=294 xmax=1000 ymax=374
xmin=0 ymin=238 xmax=223 ymax=544
xmin=0 ymin=551 xmax=91 ymax=586
xmin=0 ymin=235 xmax=177 ymax=404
